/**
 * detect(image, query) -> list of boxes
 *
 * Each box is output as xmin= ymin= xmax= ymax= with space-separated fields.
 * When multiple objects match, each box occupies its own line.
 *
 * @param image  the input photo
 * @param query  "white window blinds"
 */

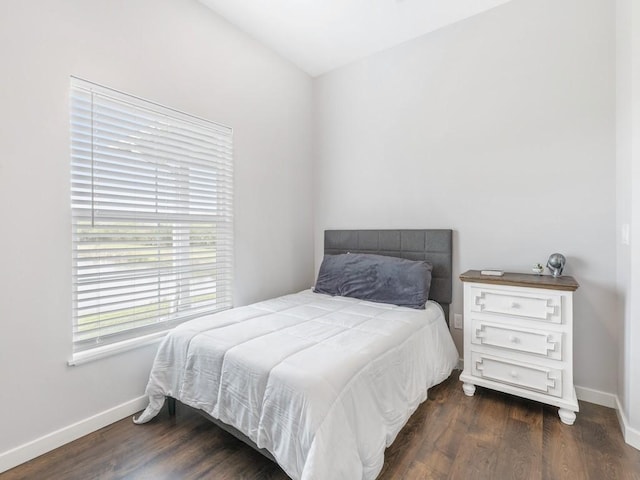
xmin=70 ymin=77 xmax=233 ymax=358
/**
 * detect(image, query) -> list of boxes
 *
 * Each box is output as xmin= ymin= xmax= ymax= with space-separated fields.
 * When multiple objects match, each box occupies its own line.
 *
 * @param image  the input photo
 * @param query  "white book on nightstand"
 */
xmin=480 ymin=269 xmax=504 ymax=276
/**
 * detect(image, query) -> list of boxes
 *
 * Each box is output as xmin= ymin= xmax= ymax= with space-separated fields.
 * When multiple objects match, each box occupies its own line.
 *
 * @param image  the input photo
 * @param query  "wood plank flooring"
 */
xmin=3 ymin=371 xmax=639 ymax=480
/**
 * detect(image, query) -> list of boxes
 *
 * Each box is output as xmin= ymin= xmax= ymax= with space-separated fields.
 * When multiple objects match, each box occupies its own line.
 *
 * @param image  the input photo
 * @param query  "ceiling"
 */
xmin=199 ymin=0 xmax=512 ymax=77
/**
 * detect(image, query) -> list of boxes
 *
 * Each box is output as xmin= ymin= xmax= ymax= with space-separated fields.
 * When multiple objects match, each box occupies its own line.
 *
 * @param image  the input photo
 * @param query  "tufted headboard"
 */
xmin=324 ymin=229 xmax=453 ymax=323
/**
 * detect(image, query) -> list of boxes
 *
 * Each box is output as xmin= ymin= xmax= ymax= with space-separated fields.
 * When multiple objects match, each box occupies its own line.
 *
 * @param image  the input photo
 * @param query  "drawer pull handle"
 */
xmin=509 ymin=335 xmax=520 ymax=344
xmin=510 ymin=302 xmax=520 ymax=309
xmin=510 ymin=370 xmax=519 ymax=379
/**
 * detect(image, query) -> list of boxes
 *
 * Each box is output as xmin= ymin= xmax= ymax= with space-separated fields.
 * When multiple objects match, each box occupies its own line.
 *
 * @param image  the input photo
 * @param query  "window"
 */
xmin=70 ymin=77 xmax=233 ymax=363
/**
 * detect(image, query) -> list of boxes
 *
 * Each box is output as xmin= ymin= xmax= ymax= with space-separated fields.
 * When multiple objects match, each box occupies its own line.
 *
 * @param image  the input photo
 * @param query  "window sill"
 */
xmin=68 ymin=331 xmax=168 ymax=366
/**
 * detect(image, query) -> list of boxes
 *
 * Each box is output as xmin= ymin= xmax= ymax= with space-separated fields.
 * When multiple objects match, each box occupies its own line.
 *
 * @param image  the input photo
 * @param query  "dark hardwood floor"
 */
xmin=3 ymin=371 xmax=639 ymax=480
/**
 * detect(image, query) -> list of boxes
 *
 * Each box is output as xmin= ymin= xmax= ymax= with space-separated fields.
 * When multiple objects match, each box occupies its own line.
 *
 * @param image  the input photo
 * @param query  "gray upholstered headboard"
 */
xmin=324 ymin=229 xmax=453 ymax=323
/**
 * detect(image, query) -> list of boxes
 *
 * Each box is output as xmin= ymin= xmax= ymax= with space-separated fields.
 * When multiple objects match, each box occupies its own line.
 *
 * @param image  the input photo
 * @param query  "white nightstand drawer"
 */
xmin=470 ymin=287 xmax=562 ymax=324
xmin=471 ymin=352 xmax=563 ymax=397
xmin=471 ymin=319 xmax=563 ymax=360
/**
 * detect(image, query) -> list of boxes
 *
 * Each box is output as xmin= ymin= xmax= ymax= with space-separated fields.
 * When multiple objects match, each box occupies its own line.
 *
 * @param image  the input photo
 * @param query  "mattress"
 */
xmin=134 ymin=290 xmax=459 ymax=480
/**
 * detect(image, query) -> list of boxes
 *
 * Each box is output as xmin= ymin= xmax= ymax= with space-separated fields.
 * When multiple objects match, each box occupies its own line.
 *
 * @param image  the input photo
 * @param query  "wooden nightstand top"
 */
xmin=459 ymin=270 xmax=579 ymax=291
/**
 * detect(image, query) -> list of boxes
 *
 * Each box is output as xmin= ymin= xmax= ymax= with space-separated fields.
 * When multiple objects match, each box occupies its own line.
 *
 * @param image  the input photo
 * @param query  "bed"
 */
xmin=134 ymin=229 xmax=459 ymax=480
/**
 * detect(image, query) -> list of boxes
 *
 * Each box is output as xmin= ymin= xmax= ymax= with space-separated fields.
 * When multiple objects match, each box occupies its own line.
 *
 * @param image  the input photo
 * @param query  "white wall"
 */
xmin=616 ymin=0 xmax=640 ymax=446
xmin=314 ymin=0 xmax=617 ymax=394
xmin=629 ymin=0 xmax=640 ymax=438
xmin=0 ymin=0 xmax=313 ymax=468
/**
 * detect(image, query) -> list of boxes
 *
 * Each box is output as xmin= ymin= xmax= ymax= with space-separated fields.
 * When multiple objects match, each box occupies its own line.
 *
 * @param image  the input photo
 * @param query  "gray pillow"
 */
xmin=314 ymin=253 xmax=432 ymax=309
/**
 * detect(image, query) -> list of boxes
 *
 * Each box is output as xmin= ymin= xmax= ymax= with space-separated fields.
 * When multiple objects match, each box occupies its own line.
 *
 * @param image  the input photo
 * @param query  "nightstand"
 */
xmin=459 ymin=270 xmax=580 ymax=425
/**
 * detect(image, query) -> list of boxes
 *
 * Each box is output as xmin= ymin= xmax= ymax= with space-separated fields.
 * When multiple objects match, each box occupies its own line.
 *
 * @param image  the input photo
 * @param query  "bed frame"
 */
xmin=167 ymin=228 xmax=453 ymax=462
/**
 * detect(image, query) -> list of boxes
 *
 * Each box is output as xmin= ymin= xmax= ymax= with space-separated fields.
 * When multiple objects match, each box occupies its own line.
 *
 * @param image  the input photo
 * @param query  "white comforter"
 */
xmin=135 ymin=290 xmax=458 ymax=480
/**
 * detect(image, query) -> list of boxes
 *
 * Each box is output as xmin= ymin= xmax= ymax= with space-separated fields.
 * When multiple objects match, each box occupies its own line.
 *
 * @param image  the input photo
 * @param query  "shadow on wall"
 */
xmin=566 ymin=261 xmax=619 ymax=393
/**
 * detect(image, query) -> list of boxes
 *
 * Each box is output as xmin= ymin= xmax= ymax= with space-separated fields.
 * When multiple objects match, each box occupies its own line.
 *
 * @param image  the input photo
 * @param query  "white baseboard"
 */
xmin=0 ymin=395 xmax=148 ymax=474
xmin=574 ymin=385 xmax=618 ymax=408
xmin=616 ymin=397 xmax=640 ymax=451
